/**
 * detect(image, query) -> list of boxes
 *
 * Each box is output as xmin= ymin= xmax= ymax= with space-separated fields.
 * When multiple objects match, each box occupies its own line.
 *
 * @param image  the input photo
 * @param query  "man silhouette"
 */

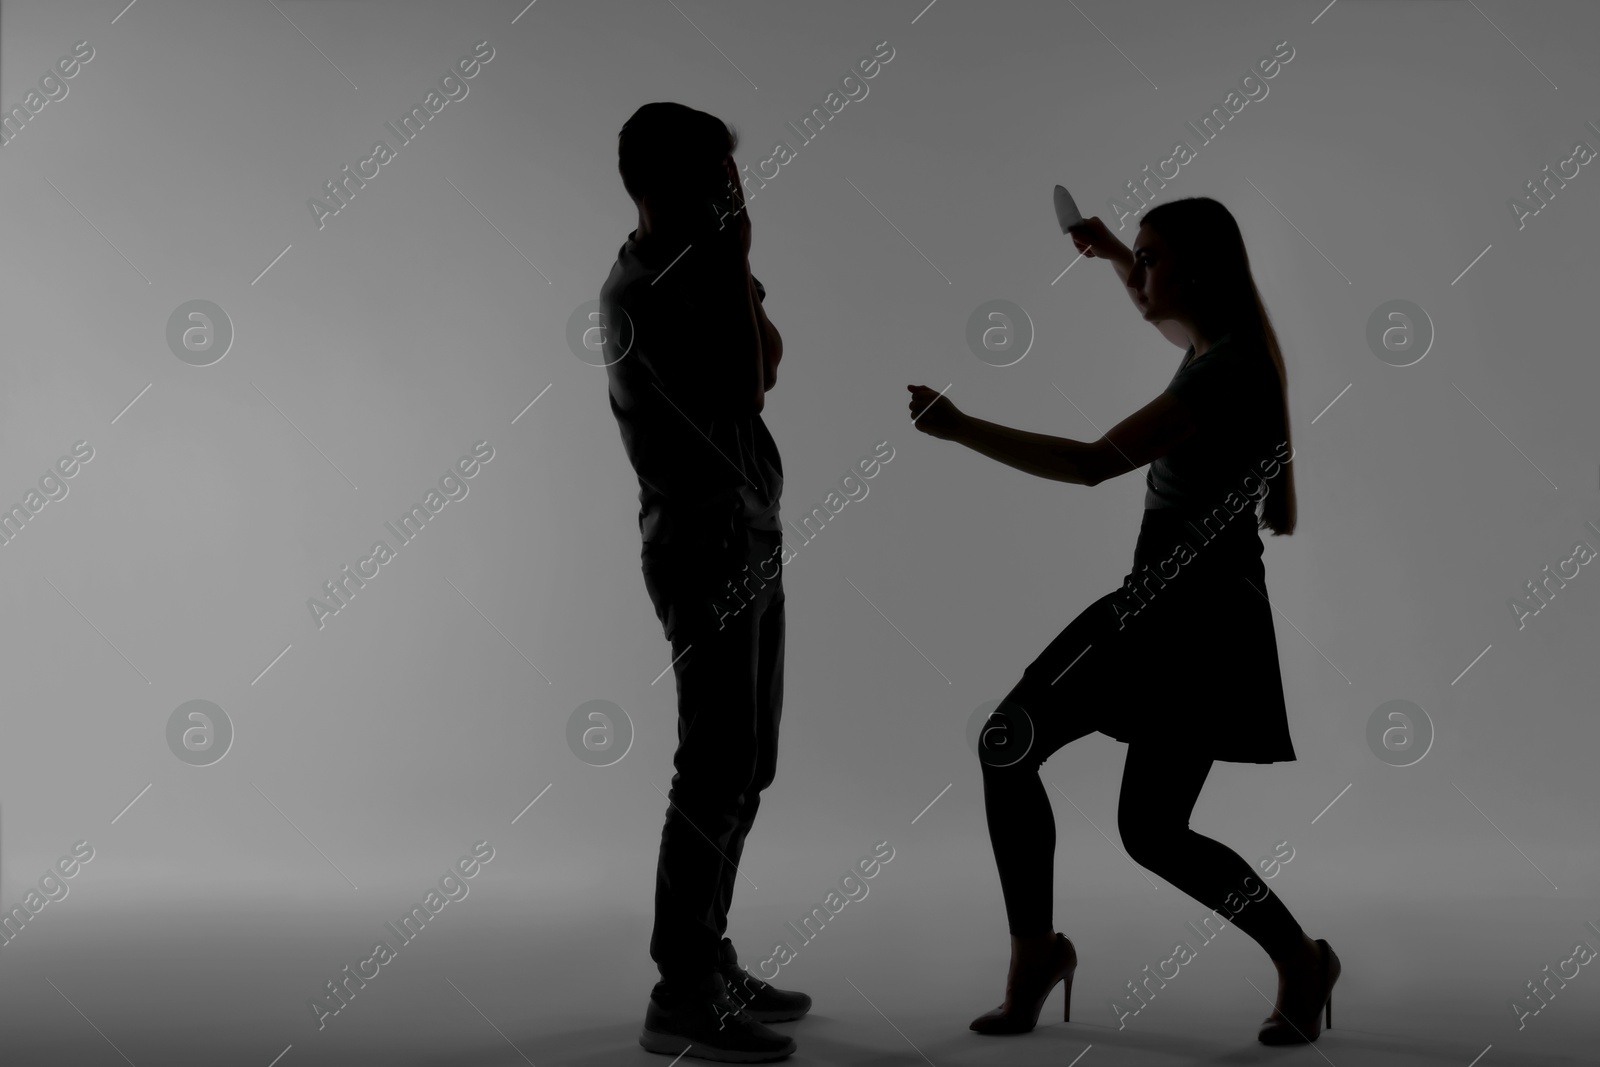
xmin=598 ymin=101 xmax=809 ymax=1063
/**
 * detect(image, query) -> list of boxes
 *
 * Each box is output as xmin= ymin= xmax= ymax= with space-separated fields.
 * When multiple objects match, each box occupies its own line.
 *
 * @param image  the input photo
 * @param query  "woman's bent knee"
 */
xmin=1117 ymin=812 xmax=1189 ymax=870
xmin=973 ymin=694 xmax=1040 ymax=769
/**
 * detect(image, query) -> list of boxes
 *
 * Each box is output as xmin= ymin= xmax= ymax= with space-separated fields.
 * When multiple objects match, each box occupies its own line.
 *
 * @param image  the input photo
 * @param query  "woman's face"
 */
xmin=1126 ymin=224 xmax=1190 ymax=325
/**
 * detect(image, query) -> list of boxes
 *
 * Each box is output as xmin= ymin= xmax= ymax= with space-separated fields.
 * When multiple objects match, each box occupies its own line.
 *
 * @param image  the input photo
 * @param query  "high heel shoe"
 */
xmin=1257 ymin=937 xmax=1340 ymax=1045
xmin=969 ymin=932 xmax=1077 ymax=1035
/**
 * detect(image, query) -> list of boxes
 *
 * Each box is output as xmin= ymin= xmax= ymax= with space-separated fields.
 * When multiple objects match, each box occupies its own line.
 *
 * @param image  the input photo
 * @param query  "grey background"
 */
xmin=0 ymin=1 xmax=1596 ymax=1063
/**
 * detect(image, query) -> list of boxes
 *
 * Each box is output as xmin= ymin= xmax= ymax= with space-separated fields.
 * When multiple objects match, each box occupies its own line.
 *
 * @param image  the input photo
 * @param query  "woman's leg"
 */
xmin=977 ymin=598 xmax=1119 ymax=938
xmin=1116 ymin=742 xmax=1309 ymax=961
xmin=981 ymin=755 xmax=1065 ymax=939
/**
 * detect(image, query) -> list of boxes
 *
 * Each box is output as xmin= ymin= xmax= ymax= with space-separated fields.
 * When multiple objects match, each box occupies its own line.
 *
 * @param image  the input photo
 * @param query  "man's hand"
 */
xmin=760 ymin=320 xmax=781 ymax=389
xmin=753 ymin=274 xmax=781 ymax=390
xmin=714 ymin=156 xmax=751 ymax=259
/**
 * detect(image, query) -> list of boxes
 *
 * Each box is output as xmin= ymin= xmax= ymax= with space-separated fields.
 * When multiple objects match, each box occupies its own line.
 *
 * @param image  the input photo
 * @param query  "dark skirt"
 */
xmin=1012 ymin=507 xmax=1297 ymax=764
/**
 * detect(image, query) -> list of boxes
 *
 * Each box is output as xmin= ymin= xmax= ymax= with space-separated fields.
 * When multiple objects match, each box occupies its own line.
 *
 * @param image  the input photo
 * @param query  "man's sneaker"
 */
xmin=717 ymin=937 xmax=812 ymax=1022
xmin=639 ymin=973 xmax=796 ymax=1063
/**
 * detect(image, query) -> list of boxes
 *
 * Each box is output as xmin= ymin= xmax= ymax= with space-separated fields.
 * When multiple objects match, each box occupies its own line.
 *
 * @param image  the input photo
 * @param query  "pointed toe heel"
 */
xmin=1257 ymin=937 xmax=1340 ymax=1046
xmin=969 ymin=932 xmax=1077 ymax=1036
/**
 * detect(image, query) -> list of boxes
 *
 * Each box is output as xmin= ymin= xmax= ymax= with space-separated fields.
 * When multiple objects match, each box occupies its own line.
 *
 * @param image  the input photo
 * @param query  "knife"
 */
xmin=1053 ymin=184 xmax=1085 ymax=233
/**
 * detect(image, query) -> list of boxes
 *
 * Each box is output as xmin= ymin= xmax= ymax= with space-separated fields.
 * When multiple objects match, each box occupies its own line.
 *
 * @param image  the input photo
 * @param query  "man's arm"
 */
xmin=716 ymin=250 xmax=767 ymax=416
xmin=641 ymin=243 xmax=765 ymax=419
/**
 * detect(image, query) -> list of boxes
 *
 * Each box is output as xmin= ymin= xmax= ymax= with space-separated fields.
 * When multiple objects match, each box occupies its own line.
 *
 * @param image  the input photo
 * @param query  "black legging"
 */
xmin=983 ymin=743 xmax=1304 ymax=959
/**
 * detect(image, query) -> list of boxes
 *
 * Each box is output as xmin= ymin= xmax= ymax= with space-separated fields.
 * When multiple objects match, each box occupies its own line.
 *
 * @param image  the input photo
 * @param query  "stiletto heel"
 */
xmin=970 ymin=932 xmax=1078 ymax=1035
xmin=1258 ymin=938 xmax=1340 ymax=1045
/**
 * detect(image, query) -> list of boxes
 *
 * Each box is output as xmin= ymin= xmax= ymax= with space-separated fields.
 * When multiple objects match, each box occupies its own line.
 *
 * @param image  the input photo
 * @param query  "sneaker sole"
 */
xmin=639 ymin=1028 xmax=796 ymax=1062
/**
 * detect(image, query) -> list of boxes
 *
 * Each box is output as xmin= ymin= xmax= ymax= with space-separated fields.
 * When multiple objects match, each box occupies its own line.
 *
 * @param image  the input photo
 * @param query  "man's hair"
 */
xmin=616 ymin=101 xmax=740 ymax=205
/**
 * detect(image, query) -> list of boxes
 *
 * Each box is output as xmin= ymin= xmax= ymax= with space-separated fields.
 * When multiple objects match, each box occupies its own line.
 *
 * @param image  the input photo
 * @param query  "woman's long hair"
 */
xmin=1140 ymin=197 xmax=1296 ymax=536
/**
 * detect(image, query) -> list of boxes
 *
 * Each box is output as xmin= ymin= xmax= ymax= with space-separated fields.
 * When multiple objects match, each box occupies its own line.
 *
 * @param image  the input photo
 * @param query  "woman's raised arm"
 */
xmin=1070 ymin=215 xmax=1191 ymax=350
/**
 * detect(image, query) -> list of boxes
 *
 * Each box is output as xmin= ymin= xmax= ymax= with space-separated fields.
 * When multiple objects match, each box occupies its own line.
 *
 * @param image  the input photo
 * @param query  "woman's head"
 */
xmin=1135 ymin=197 xmax=1297 ymax=536
xmin=1130 ymin=197 xmax=1253 ymax=331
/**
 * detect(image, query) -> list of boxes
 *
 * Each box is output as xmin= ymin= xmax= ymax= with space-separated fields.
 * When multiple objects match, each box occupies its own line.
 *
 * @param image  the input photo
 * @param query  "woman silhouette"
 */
xmin=907 ymin=197 xmax=1339 ymax=1046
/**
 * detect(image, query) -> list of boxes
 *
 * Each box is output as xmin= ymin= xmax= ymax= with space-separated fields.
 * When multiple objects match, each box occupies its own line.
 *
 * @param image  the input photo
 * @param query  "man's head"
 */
xmin=617 ymin=102 xmax=739 ymax=224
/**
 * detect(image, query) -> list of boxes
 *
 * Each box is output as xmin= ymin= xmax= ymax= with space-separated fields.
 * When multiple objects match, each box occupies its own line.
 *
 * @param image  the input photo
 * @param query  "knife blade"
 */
xmin=1053 ymin=184 xmax=1085 ymax=234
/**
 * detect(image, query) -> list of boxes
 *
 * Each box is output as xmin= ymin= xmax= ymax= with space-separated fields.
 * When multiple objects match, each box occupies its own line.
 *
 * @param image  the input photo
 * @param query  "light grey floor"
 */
xmin=1 ymin=880 xmax=1594 ymax=1066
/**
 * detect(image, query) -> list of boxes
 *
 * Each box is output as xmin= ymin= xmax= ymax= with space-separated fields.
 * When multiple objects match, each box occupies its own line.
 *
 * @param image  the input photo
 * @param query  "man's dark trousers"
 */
xmin=641 ymin=526 xmax=786 ymax=986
